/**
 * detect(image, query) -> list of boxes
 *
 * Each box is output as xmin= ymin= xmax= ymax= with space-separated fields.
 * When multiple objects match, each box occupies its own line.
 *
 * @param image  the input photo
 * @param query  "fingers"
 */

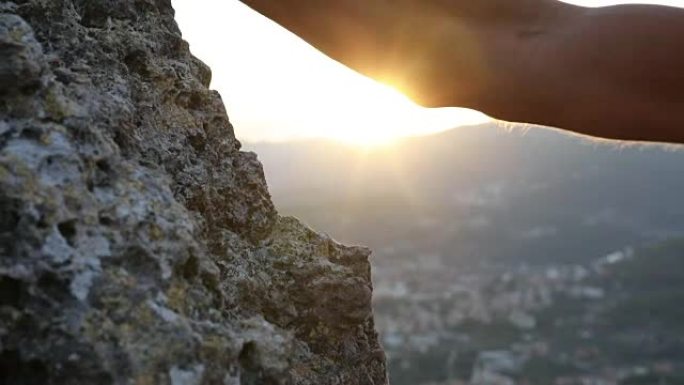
xmin=238 ymin=0 xmax=399 ymax=78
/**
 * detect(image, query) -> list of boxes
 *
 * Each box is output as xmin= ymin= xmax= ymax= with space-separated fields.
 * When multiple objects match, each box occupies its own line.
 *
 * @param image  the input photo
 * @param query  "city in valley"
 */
xmin=252 ymin=124 xmax=684 ymax=385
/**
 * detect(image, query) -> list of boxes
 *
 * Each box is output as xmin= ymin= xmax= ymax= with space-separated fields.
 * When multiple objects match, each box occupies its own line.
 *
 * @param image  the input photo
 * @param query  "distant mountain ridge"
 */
xmin=248 ymin=124 xmax=684 ymax=265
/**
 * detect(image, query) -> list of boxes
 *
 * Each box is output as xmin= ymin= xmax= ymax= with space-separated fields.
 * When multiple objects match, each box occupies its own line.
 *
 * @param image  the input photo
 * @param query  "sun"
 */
xmin=314 ymin=81 xmax=421 ymax=147
xmin=289 ymin=68 xmax=488 ymax=148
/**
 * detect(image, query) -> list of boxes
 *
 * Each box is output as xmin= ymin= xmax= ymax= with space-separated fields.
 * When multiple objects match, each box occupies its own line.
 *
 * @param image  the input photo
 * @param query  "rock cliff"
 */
xmin=0 ymin=1 xmax=387 ymax=384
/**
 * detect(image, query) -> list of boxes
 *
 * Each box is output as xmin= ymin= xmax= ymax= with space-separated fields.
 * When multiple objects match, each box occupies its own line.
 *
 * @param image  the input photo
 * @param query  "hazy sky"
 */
xmin=172 ymin=0 xmax=684 ymax=144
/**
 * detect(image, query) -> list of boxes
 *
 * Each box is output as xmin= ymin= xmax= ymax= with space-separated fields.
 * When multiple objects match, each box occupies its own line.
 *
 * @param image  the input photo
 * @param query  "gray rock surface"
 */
xmin=0 ymin=1 xmax=387 ymax=384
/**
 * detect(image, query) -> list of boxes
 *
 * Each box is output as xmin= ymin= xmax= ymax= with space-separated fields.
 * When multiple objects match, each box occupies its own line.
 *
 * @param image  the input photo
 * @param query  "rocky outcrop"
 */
xmin=0 ymin=1 xmax=387 ymax=384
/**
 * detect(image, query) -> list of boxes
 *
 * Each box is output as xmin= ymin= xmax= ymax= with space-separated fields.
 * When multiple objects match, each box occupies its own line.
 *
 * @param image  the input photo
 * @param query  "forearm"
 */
xmin=450 ymin=3 xmax=684 ymax=143
xmin=558 ymin=5 xmax=684 ymax=142
xmin=238 ymin=0 xmax=390 ymax=74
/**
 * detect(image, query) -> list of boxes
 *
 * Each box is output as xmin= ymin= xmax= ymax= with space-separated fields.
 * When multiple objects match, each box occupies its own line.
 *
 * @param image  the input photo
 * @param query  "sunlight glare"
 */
xmin=312 ymin=78 xmax=476 ymax=147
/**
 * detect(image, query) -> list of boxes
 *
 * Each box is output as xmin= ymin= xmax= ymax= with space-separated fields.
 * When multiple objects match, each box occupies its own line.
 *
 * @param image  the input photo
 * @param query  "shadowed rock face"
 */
xmin=0 ymin=1 xmax=387 ymax=384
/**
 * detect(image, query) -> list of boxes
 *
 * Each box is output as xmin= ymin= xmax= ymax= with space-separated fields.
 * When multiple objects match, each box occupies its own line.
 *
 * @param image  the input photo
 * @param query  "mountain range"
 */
xmin=248 ymin=123 xmax=684 ymax=268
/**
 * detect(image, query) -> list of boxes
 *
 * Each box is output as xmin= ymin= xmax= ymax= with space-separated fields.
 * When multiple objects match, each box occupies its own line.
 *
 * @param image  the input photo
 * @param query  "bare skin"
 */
xmin=239 ymin=0 xmax=684 ymax=143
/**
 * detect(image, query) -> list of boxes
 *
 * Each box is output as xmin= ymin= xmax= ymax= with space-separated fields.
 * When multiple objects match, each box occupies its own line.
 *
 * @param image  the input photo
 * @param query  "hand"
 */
xmin=238 ymin=0 xmax=561 ymax=107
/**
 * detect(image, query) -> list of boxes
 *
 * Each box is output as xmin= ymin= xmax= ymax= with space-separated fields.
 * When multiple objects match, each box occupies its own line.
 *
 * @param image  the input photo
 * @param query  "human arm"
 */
xmin=240 ymin=0 xmax=684 ymax=143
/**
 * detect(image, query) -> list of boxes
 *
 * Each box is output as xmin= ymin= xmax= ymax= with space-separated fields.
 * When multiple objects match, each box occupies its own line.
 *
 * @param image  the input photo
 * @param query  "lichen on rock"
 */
xmin=0 ymin=1 xmax=387 ymax=384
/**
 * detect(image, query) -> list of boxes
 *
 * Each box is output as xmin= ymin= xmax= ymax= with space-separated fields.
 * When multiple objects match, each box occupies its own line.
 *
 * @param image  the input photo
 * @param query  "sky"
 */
xmin=172 ymin=0 xmax=684 ymax=145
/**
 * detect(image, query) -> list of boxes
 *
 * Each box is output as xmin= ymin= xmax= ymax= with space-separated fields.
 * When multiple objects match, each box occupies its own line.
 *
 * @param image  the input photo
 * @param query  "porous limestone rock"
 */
xmin=0 ymin=1 xmax=387 ymax=384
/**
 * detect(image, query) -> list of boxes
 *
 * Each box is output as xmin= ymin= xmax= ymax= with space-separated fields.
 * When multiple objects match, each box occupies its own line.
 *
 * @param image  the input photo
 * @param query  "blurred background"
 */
xmin=250 ymin=125 xmax=684 ymax=385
